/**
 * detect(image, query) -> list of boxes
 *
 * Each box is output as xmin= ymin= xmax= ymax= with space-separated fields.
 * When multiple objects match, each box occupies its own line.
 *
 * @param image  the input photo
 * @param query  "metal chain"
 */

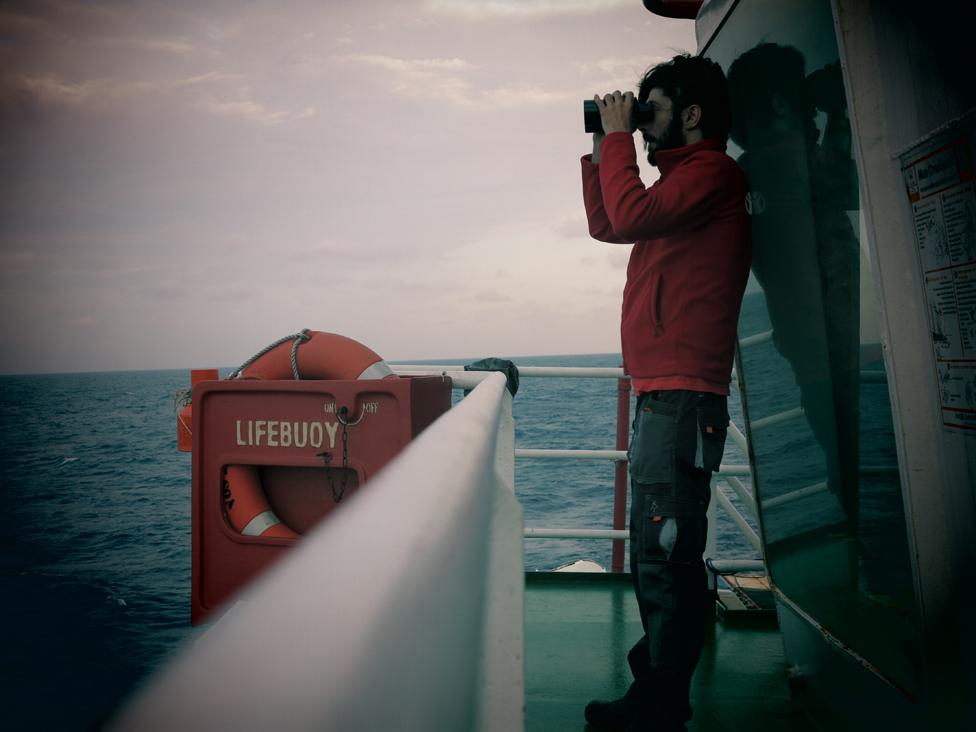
xmin=229 ymin=330 xmax=360 ymax=502
xmin=318 ymin=407 xmax=353 ymax=503
xmin=337 ymin=423 xmax=349 ymax=502
xmin=228 ymin=328 xmax=312 ymax=380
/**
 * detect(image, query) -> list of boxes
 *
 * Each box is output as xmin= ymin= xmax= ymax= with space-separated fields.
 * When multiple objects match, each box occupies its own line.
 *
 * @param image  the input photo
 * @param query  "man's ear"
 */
xmin=682 ymin=104 xmax=702 ymax=130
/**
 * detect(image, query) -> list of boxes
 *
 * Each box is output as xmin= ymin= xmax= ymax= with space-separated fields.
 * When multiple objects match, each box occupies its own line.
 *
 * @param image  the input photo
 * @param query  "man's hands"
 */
xmin=591 ymin=91 xmax=634 ymax=163
xmin=594 ymin=91 xmax=635 ymax=133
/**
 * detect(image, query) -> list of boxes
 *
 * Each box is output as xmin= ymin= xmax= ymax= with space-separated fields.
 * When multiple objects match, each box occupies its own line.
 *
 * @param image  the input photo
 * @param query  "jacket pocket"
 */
xmin=648 ymin=272 xmax=663 ymax=336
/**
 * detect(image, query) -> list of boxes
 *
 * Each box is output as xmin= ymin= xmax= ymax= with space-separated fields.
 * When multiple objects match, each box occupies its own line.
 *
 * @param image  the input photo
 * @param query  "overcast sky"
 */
xmin=0 ymin=0 xmax=695 ymax=374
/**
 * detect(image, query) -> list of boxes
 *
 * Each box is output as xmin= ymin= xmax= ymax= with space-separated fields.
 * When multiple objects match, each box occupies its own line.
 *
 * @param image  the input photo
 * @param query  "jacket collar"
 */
xmin=655 ymin=137 xmax=727 ymax=177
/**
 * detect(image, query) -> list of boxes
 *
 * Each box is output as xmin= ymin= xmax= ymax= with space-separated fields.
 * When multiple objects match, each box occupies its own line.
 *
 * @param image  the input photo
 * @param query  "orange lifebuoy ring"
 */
xmin=176 ymin=330 xmax=396 ymax=452
xmin=180 ymin=330 xmax=395 ymax=539
xmin=233 ymin=330 xmax=396 ymax=382
xmin=222 ymin=465 xmax=298 ymax=539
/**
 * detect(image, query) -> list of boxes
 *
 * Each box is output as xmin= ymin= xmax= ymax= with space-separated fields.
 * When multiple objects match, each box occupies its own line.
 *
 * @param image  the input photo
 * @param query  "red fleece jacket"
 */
xmin=582 ymin=133 xmax=751 ymax=395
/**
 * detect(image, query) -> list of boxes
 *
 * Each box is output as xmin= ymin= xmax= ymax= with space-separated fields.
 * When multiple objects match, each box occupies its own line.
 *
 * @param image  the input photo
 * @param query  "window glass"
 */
xmin=707 ymin=0 xmax=922 ymax=692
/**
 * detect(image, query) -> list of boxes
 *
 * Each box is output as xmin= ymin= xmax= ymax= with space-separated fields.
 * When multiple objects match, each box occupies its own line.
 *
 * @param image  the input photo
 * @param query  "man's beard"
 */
xmin=644 ymin=113 xmax=686 ymax=166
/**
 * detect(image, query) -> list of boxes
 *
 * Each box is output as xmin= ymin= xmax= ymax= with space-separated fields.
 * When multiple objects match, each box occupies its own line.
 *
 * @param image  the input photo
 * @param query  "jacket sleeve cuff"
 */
xmin=601 ymin=132 xmax=636 ymax=157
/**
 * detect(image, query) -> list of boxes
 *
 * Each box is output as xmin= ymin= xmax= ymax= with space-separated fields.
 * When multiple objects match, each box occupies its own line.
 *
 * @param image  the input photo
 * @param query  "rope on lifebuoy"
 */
xmin=228 ymin=328 xmax=313 ymax=380
xmin=174 ymin=388 xmax=193 ymax=438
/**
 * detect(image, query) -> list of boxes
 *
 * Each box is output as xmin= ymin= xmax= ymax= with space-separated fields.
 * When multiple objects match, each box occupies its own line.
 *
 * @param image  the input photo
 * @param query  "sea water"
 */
xmin=0 ymin=357 xmax=755 ymax=730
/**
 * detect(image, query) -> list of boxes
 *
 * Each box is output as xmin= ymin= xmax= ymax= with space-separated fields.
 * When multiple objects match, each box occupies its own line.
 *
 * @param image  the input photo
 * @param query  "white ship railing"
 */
xmin=109 ymin=372 xmax=524 ymax=732
xmin=112 ymin=362 xmax=773 ymax=729
xmin=394 ymin=363 xmax=764 ymax=559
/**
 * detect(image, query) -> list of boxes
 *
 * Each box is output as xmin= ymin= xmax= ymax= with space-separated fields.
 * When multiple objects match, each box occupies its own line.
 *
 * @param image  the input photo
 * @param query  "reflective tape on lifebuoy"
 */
xmin=241 ymin=510 xmax=285 ymax=537
xmin=356 ymin=361 xmax=395 ymax=380
xmin=222 ymin=465 xmax=299 ymax=540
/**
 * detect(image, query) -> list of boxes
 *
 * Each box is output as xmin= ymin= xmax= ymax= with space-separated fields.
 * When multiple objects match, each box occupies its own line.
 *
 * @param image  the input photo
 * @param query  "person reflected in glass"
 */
xmin=727 ymin=44 xmax=860 ymax=539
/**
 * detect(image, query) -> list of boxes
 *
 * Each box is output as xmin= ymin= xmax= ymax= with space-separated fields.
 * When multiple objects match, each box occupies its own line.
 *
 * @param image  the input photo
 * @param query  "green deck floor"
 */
xmin=524 ymin=573 xmax=818 ymax=731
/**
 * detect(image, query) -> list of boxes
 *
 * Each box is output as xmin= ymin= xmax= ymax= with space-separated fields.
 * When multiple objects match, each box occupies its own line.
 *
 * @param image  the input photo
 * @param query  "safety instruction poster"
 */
xmin=903 ymin=131 xmax=976 ymax=430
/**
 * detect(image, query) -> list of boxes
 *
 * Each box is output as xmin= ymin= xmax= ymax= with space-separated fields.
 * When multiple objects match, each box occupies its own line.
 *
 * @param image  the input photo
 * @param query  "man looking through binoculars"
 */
xmin=579 ymin=54 xmax=751 ymax=731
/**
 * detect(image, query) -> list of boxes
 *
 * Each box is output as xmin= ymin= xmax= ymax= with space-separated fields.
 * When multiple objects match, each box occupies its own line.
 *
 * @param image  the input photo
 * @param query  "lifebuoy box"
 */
xmin=190 ymin=375 xmax=452 ymax=623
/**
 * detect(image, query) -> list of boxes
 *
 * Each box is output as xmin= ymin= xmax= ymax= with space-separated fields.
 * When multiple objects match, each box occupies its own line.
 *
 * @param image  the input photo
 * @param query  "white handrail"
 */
xmin=393 ymin=364 xmax=741 ymax=382
xmin=108 ymin=373 xmax=524 ymax=732
xmin=514 ymin=447 xmax=750 ymax=476
xmin=393 ymin=364 xmax=626 ymax=379
xmin=728 ymin=421 xmax=750 ymax=454
xmin=722 ymin=475 xmax=757 ymax=516
xmin=393 ymin=362 xmax=761 ymax=563
xmin=749 ymin=406 xmax=805 ymax=430
xmin=714 ymin=483 xmax=762 ymax=553
xmin=763 ymin=480 xmax=829 ymax=509
xmin=524 ymin=528 xmax=629 ymax=540
xmin=516 ymin=448 xmax=626 ymax=461
xmin=739 ymin=329 xmax=774 ymax=349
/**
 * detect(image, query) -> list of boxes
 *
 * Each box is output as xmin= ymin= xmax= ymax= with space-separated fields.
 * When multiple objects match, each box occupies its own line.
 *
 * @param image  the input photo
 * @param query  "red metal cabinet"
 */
xmin=190 ymin=376 xmax=451 ymax=623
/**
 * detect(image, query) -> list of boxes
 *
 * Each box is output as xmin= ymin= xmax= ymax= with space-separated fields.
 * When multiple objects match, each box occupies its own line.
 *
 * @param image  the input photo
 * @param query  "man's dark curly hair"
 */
xmin=637 ymin=54 xmax=733 ymax=141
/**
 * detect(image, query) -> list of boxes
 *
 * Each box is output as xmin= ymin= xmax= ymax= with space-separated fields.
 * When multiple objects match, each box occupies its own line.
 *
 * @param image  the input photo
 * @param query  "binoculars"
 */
xmin=584 ymin=99 xmax=656 ymax=134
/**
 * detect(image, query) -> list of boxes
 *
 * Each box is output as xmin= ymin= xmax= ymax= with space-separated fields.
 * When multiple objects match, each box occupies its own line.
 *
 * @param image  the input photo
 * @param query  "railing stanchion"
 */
xmin=612 ymin=373 xmax=631 ymax=573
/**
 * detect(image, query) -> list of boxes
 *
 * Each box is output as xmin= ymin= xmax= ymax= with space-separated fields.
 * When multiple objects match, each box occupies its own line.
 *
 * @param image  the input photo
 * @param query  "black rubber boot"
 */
xmin=584 ymin=679 xmax=644 ymax=730
xmin=625 ymin=719 xmax=687 ymax=732
xmin=585 ymin=666 xmax=694 ymax=731
xmin=622 ymin=670 xmax=693 ymax=732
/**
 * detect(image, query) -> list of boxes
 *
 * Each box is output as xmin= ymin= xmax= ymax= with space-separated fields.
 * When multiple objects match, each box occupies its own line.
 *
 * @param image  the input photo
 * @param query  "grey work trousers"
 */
xmin=626 ymin=389 xmax=728 ymax=717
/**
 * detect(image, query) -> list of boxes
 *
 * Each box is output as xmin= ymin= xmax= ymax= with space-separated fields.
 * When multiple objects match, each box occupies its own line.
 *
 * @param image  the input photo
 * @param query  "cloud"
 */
xmin=1 ymin=69 xmax=311 ymax=126
xmin=138 ymin=36 xmax=195 ymax=54
xmin=336 ymin=53 xmax=473 ymax=73
xmin=337 ymin=53 xmax=572 ymax=109
xmin=473 ymin=291 xmax=512 ymax=303
xmin=481 ymin=85 xmax=571 ymax=107
xmin=0 ymin=251 xmax=44 ymax=270
xmin=1 ymin=69 xmax=238 ymax=110
xmin=551 ymin=213 xmax=589 ymax=239
xmin=286 ymin=241 xmax=420 ymax=265
xmin=9 ymin=74 xmax=159 ymax=107
xmin=0 ymin=8 xmax=54 ymax=36
xmin=606 ymin=246 xmax=631 ymax=268
xmin=577 ymin=55 xmax=666 ymax=80
xmin=179 ymin=71 xmax=240 ymax=86
xmin=103 ymin=34 xmax=197 ymax=54
xmin=424 ymin=0 xmax=632 ymax=19
xmin=200 ymin=99 xmax=316 ymax=125
xmin=67 ymin=315 xmax=98 ymax=328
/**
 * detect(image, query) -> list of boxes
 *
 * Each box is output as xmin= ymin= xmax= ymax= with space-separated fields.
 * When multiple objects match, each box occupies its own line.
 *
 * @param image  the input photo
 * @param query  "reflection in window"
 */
xmin=707 ymin=0 xmax=921 ymax=694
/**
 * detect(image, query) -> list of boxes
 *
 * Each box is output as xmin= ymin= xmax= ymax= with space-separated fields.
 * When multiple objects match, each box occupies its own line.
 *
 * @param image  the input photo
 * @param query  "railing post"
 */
xmin=612 ymin=373 xmax=631 ymax=573
xmin=706 ymin=477 xmax=719 ymax=594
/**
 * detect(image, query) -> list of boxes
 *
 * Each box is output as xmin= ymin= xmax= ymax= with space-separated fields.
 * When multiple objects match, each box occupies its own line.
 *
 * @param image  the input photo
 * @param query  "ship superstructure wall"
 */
xmin=829 ymin=0 xmax=975 ymax=724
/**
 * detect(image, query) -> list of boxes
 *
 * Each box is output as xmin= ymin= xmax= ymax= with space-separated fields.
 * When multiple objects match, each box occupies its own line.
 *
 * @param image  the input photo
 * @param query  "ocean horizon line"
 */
xmin=0 ymin=352 xmax=624 ymax=379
